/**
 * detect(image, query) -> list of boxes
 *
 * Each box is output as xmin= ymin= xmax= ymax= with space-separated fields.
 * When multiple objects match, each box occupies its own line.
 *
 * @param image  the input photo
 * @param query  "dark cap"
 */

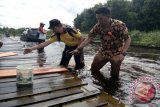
xmin=40 ymin=22 xmax=45 ymax=25
xmin=48 ymin=19 xmax=61 ymax=29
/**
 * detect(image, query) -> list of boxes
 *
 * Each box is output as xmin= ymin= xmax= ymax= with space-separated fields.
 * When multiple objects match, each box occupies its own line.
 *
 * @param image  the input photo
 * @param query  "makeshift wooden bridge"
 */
xmin=0 ymin=37 xmax=125 ymax=107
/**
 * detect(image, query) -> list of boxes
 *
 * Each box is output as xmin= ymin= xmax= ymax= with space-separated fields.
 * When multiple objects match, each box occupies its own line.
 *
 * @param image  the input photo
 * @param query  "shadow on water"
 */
xmin=37 ymin=52 xmax=47 ymax=67
xmin=128 ymin=46 xmax=160 ymax=60
xmin=94 ymin=77 xmax=120 ymax=96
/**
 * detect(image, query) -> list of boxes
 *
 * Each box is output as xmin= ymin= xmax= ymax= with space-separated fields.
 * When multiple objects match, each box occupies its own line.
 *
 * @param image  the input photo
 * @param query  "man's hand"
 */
xmin=70 ymin=49 xmax=80 ymax=55
xmin=23 ymin=48 xmax=32 ymax=54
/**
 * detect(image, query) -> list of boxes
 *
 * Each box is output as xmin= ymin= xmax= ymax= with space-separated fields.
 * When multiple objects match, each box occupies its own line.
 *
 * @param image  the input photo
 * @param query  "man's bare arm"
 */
xmin=24 ymin=40 xmax=52 ymax=54
xmin=70 ymin=36 xmax=94 ymax=55
xmin=31 ymin=40 xmax=52 ymax=50
xmin=77 ymin=36 xmax=94 ymax=50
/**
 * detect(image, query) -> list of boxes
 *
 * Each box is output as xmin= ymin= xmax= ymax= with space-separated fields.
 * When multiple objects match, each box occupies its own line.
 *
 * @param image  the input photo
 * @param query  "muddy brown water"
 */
xmin=1 ymin=37 xmax=160 ymax=106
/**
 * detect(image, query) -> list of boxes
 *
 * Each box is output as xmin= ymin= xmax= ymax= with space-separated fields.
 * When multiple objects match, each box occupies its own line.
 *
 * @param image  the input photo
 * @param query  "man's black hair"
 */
xmin=95 ymin=7 xmax=111 ymax=16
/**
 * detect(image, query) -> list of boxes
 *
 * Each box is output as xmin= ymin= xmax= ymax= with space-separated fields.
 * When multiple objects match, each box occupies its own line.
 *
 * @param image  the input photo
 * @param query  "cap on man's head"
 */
xmin=48 ymin=19 xmax=61 ymax=29
xmin=40 ymin=22 xmax=45 ymax=25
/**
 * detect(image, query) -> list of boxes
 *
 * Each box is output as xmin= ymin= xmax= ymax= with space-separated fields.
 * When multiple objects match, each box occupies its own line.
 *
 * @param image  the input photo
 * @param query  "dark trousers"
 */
xmin=91 ymin=51 xmax=121 ymax=79
xmin=60 ymin=45 xmax=85 ymax=70
xmin=37 ymin=39 xmax=45 ymax=53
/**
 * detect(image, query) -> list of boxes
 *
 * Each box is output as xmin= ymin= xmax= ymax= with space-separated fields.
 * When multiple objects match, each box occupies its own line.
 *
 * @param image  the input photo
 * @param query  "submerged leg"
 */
xmin=110 ymin=56 xmax=122 ymax=80
xmin=91 ymin=52 xmax=108 ymax=76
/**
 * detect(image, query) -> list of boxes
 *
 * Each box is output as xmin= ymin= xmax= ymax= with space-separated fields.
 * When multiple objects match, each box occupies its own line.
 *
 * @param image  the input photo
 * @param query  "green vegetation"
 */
xmin=74 ymin=0 xmax=160 ymax=47
xmin=129 ymin=30 xmax=160 ymax=47
xmin=0 ymin=27 xmax=25 ymax=37
xmin=74 ymin=0 xmax=160 ymax=32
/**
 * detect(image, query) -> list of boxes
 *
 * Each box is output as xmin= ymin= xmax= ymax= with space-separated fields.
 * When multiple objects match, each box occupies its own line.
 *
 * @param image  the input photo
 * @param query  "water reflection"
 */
xmin=128 ymin=47 xmax=160 ymax=60
xmin=37 ymin=52 xmax=46 ymax=67
xmin=93 ymin=76 xmax=120 ymax=95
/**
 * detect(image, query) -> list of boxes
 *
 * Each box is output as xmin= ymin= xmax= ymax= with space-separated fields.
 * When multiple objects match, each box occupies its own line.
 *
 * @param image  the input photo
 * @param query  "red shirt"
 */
xmin=38 ymin=26 xmax=45 ymax=34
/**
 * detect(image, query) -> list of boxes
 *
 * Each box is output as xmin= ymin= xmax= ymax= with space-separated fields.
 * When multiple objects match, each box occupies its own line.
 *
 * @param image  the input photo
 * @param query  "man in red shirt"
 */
xmin=37 ymin=22 xmax=47 ymax=53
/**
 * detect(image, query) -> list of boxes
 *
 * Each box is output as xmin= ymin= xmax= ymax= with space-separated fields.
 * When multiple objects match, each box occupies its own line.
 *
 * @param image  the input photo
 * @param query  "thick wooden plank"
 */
xmin=0 ymin=67 xmax=68 ymax=78
xmin=0 ymin=73 xmax=70 ymax=86
xmin=1 ymin=45 xmax=23 ymax=48
xmin=0 ymin=72 xmax=63 ymax=83
xmin=0 ymin=80 xmax=87 ymax=101
xmin=0 ymin=72 xmax=72 ymax=83
xmin=0 ymin=49 xmax=23 ymax=52
xmin=1 ymin=56 xmax=46 ymax=63
xmin=63 ymin=97 xmax=107 ymax=107
xmin=24 ymin=86 xmax=101 ymax=107
xmin=0 ymin=52 xmax=17 ymax=57
xmin=0 ymin=88 xmax=83 ymax=107
xmin=0 ymin=58 xmax=37 ymax=61
xmin=0 ymin=73 xmax=76 ymax=88
xmin=0 ymin=64 xmax=52 ymax=70
xmin=0 ymin=56 xmax=39 ymax=60
xmin=0 ymin=77 xmax=86 ymax=95
xmin=0 ymin=62 xmax=51 ymax=67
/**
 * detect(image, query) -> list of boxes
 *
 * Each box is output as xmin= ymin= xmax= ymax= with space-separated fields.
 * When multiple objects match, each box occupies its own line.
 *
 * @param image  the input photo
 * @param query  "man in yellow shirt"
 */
xmin=24 ymin=19 xmax=85 ymax=70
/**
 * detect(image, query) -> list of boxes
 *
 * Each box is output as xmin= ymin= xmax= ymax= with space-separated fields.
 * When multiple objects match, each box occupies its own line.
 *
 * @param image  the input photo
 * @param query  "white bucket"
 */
xmin=16 ymin=65 xmax=33 ymax=85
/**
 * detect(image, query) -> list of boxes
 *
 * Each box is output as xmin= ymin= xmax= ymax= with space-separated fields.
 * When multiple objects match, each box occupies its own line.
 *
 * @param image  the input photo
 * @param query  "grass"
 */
xmin=129 ymin=30 xmax=160 ymax=47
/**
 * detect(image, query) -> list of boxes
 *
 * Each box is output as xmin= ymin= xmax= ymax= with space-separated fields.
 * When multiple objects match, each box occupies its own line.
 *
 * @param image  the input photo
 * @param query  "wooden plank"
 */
xmin=1 ymin=55 xmax=46 ymax=63
xmin=0 ymin=48 xmax=23 ymax=52
xmin=0 ymin=81 xmax=87 ymax=101
xmin=1 ymin=45 xmax=23 ymax=48
xmin=0 ymin=88 xmax=83 ymax=107
xmin=0 ymin=58 xmax=37 ymax=61
xmin=24 ymin=86 xmax=101 ymax=107
xmin=63 ymin=97 xmax=107 ymax=107
xmin=0 ymin=64 xmax=51 ymax=70
xmin=0 ymin=73 xmax=64 ymax=83
xmin=0 ymin=77 xmax=86 ymax=95
xmin=63 ymin=85 xmax=108 ymax=107
xmin=2 ymin=44 xmax=22 ymax=47
xmin=0 ymin=63 xmax=51 ymax=67
xmin=0 ymin=67 xmax=68 ymax=78
xmin=0 ymin=73 xmax=67 ymax=86
xmin=0 ymin=52 xmax=17 ymax=58
xmin=0 ymin=56 xmax=39 ymax=60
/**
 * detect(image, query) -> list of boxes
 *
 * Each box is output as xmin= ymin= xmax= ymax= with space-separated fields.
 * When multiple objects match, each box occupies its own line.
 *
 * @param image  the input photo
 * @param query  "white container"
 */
xmin=16 ymin=65 xmax=33 ymax=85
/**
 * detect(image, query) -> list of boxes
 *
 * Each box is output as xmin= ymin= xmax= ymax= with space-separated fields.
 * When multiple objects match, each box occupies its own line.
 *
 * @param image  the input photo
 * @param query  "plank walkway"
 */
xmin=0 ymin=37 xmax=125 ymax=107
